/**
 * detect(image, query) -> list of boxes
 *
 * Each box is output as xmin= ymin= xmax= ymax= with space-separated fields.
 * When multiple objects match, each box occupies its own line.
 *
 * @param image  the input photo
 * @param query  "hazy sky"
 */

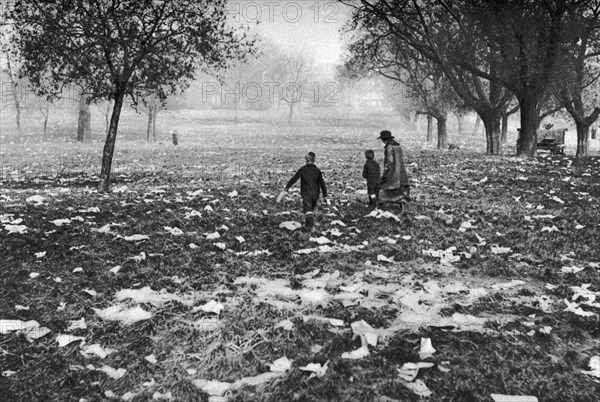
xmin=228 ymin=1 xmax=353 ymax=66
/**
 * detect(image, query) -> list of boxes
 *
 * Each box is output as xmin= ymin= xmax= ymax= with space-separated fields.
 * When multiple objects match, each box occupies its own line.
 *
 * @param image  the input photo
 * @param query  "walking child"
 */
xmin=362 ymin=150 xmax=381 ymax=208
xmin=282 ymin=152 xmax=328 ymax=230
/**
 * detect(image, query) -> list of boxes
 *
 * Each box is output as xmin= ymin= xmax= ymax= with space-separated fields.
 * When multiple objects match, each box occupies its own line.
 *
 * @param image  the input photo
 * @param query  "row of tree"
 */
xmin=341 ymin=0 xmax=600 ymax=157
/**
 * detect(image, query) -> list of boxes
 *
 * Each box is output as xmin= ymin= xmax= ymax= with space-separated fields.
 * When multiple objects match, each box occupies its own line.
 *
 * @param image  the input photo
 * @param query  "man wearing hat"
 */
xmin=377 ymin=130 xmax=410 ymax=205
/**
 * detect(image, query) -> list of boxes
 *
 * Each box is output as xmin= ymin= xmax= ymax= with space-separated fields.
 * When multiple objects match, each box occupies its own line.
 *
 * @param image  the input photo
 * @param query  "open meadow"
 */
xmin=1 ymin=108 xmax=599 ymax=401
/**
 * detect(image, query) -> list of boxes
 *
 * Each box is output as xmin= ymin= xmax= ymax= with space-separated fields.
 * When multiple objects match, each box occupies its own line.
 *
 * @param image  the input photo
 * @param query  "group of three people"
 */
xmin=282 ymin=130 xmax=410 ymax=230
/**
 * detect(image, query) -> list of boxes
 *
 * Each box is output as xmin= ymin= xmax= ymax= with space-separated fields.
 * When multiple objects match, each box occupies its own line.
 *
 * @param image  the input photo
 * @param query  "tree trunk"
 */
xmin=146 ymin=108 xmax=153 ymax=142
xmin=42 ymin=109 xmax=49 ymax=140
xmin=457 ymin=113 xmax=465 ymax=136
xmin=7 ymin=58 xmax=22 ymax=140
xmin=152 ymin=109 xmax=157 ymax=143
xmin=15 ymin=103 xmax=22 ymax=140
xmin=576 ymin=121 xmax=589 ymax=158
xmin=564 ymin=99 xmax=599 ymax=158
xmin=288 ymin=103 xmax=294 ymax=124
xmin=426 ymin=115 xmax=433 ymax=142
xmin=472 ymin=115 xmax=481 ymax=135
xmin=481 ymin=113 xmax=502 ymax=154
xmin=105 ymin=102 xmax=111 ymax=134
xmin=437 ymin=115 xmax=448 ymax=150
xmin=501 ymin=112 xmax=509 ymax=144
xmin=99 ymin=92 xmax=125 ymax=192
xmin=77 ymin=94 xmax=91 ymax=142
xmin=517 ymin=97 xmax=539 ymax=158
xmin=414 ymin=111 xmax=421 ymax=125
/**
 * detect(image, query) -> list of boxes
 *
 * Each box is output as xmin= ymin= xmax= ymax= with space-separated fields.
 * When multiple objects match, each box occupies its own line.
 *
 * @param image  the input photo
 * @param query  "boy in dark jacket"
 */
xmin=362 ymin=150 xmax=380 ymax=208
xmin=284 ymin=152 xmax=328 ymax=230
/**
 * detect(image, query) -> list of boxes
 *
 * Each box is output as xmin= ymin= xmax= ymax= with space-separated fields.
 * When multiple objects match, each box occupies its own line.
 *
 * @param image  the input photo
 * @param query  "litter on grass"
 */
xmin=93 ymin=305 xmax=153 ymax=324
xmin=268 ymin=356 xmax=292 ymax=373
xmin=366 ymin=209 xmax=402 ymax=222
xmin=351 ymin=320 xmax=378 ymax=347
xmin=164 ymin=226 xmax=184 ymax=235
xmin=563 ymin=300 xmax=595 ymax=317
xmin=80 ymin=344 xmax=117 ymax=359
xmin=299 ymin=360 xmax=329 ymax=378
xmin=274 ymin=319 xmax=294 ymax=331
xmin=56 ymin=334 xmax=86 ymax=347
xmin=491 ymin=246 xmax=512 ymax=255
xmin=26 ymin=195 xmax=46 ymax=205
xmin=490 ymin=395 xmax=538 ymax=402
xmin=99 ymin=365 xmax=127 ymax=380
xmin=310 ymin=236 xmax=331 ymax=245
xmin=66 ymin=318 xmax=87 ymax=331
xmin=193 ymin=380 xmax=232 ymax=397
xmin=116 ymin=287 xmax=192 ymax=307
xmin=418 ymin=338 xmax=436 ymax=359
xmin=279 ymin=221 xmax=302 ymax=231
xmin=397 ymin=362 xmax=435 ymax=381
xmin=402 ymin=379 xmax=432 ymax=398
xmin=492 ymin=280 xmax=526 ymax=290
xmin=122 ymin=234 xmax=150 ymax=241
xmin=341 ymin=345 xmax=370 ymax=359
xmin=581 ymin=355 xmax=600 ymax=378
xmin=196 ymin=300 xmax=225 ymax=314
xmin=3 ymin=224 xmax=28 ymax=234
xmin=561 ymin=266 xmax=585 ymax=274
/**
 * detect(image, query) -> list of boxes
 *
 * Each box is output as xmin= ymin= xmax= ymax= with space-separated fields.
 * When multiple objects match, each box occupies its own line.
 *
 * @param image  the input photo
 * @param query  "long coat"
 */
xmin=380 ymin=139 xmax=409 ymax=190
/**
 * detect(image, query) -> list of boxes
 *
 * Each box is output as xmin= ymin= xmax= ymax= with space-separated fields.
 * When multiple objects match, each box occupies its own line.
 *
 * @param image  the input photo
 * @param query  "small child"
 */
xmin=283 ymin=152 xmax=328 ymax=230
xmin=362 ymin=150 xmax=380 ymax=208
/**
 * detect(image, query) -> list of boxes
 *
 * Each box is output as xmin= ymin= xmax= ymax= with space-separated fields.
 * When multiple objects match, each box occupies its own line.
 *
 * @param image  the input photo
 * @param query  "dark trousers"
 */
xmin=302 ymin=194 xmax=319 ymax=228
xmin=367 ymin=184 xmax=380 ymax=207
xmin=302 ymin=194 xmax=319 ymax=213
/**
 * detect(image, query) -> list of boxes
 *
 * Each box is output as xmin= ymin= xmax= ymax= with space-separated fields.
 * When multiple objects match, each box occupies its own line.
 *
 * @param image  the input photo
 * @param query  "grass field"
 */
xmin=1 ymin=108 xmax=599 ymax=401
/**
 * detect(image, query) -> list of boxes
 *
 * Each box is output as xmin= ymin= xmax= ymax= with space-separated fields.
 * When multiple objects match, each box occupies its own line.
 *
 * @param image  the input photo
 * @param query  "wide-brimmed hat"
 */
xmin=377 ymin=130 xmax=394 ymax=140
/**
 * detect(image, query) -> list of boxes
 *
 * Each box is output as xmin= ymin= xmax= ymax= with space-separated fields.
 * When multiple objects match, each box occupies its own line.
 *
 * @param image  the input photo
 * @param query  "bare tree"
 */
xmin=269 ymin=49 xmax=315 ymax=124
